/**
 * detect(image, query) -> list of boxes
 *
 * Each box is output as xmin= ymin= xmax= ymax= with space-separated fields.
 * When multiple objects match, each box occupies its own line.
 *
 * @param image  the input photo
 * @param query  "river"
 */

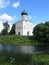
xmin=0 ymin=44 xmax=49 ymax=54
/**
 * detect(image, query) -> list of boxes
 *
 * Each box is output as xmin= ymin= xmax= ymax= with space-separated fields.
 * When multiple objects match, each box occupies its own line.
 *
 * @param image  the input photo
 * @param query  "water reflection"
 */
xmin=5 ymin=45 xmax=12 ymax=52
xmin=0 ymin=45 xmax=49 ymax=54
xmin=0 ymin=45 xmax=3 ymax=52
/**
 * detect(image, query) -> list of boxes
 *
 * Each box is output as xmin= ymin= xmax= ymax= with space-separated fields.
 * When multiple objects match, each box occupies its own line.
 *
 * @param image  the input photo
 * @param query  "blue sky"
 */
xmin=0 ymin=0 xmax=49 ymax=31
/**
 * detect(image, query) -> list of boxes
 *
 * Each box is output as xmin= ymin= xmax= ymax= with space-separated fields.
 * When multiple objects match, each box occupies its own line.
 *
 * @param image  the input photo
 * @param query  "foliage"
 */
xmin=9 ymin=24 xmax=15 ymax=35
xmin=0 ymin=53 xmax=49 ymax=65
xmin=1 ymin=21 xmax=10 ymax=35
xmin=0 ymin=54 xmax=32 ymax=65
xmin=33 ymin=21 xmax=49 ymax=43
xmin=0 ymin=35 xmax=42 ymax=45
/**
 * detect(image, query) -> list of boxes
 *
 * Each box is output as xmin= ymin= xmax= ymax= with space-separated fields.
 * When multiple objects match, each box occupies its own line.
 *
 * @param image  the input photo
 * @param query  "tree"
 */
xmin=33 ymin=21 xmax=49 ymax=43
xmin=9 ymin=24 xmax=15 ymax=35
xmin=1 ymin=21 xmax=10 ymax=35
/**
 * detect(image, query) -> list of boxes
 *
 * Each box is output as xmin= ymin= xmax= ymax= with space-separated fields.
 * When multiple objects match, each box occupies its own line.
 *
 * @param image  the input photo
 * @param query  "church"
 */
xmin=15 ymin=11 xmax=33 ymax=36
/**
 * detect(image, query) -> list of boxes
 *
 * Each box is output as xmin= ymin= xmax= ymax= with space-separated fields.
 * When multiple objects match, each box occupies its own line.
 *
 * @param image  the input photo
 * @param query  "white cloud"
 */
xmin=0 ymin=13 xmax=14 ymax=21
xmin=0 ymin=0 xmax=10 ymax=9
xmin=0 ymin=21 xmax=3 ymax=32
xmin=12 ymin=2 xmax=20 ymax=8
xmin=0 ymin=13 xmax=15 ymax=32
xmin=8 ymin=22 xmax=12 ymax=32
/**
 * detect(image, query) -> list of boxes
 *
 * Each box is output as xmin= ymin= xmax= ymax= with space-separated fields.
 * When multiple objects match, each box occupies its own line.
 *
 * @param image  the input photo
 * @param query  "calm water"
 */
xmin=0 ymin=44 xmax=49 ymax=54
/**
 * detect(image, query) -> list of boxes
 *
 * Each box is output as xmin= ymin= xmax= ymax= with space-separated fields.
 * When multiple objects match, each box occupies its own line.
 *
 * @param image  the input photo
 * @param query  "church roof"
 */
xmin=21 ymin=10 xmax=28 ymax=15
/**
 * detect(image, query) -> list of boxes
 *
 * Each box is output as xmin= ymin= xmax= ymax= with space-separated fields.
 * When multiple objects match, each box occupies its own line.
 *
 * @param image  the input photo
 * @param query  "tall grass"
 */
xmin=0 ymin=35 xmax=42 ymax=45
xmin=0 ymin=53 xmax=49 ymax=65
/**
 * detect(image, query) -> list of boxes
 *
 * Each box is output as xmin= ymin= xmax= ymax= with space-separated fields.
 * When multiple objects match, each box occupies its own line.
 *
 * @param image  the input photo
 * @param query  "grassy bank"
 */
xmin=0 ymin=53 xmax=49 ymax=65
xmin=0 ymin=35 xmax=41 ymax=45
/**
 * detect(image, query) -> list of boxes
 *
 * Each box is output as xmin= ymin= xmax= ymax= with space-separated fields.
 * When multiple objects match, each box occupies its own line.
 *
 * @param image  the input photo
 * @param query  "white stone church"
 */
xmin=15 ymin=11 xmax=33 ymax=36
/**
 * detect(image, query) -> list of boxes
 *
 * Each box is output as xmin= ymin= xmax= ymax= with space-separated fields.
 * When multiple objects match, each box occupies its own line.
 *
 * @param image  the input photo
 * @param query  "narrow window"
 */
xmin=18 ymin=32 xmax=20 ymax=35
xmin=27 ymin=31 xmax=29 ymax=35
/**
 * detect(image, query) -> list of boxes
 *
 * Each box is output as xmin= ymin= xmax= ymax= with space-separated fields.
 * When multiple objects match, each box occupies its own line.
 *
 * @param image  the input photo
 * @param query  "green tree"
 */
xmin=33 ymin=21 xmax=49 ymax=43
xmin=9 ymin=24 xmax=15 ymax=35
xmin=1 ymin=21 xmax=9 ymax=35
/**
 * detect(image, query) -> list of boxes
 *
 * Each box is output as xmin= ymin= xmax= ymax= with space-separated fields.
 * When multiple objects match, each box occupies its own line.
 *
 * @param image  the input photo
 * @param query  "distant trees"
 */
xmin=9 ymin=24 xmax=15 ymax=35
xmin=33 ymin=21 xmax=49 ymax=43
xmin=1 ymin=21 xmax=15 ymax=35
xmin=1 ymin=21 xmax=10 ymax=35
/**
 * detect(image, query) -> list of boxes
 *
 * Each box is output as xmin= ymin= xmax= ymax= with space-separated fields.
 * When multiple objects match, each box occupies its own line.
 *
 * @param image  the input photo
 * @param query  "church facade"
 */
xmin=15 ymin=11 xmax=33 ymax=36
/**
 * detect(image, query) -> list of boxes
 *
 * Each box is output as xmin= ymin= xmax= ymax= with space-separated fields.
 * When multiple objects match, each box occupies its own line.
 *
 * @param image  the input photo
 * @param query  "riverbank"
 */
xmin=0 ymin=53 xmax=49 ymax=65
xmin=0 ymin=35 xmax=42 ymax=45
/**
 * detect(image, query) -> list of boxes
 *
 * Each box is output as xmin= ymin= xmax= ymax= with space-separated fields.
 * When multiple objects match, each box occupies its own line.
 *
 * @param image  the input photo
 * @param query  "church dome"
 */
xmin=21 ymin=10 xmax=28 ymax=15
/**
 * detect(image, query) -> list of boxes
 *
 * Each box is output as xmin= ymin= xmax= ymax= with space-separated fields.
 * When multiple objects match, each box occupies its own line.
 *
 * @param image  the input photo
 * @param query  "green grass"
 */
xmin=0 ymin=35 xmax=42 ymax=45
xmin=0 ymin=53 xmax=49 ymax=65
xmin=32 ymin=53 xmax=49 ymax=63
